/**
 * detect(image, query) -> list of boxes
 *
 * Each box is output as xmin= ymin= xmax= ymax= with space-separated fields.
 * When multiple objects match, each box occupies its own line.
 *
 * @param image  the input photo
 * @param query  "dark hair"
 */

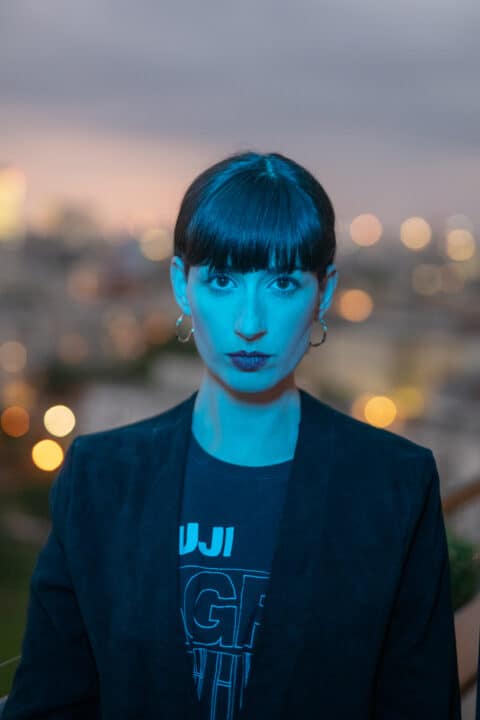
xmin=173 ymin=150 xmax=336 ymax=289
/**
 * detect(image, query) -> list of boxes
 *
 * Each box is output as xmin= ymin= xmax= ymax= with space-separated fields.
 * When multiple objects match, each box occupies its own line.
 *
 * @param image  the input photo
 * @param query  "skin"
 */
xmin=169 ymin=255 xmax=338 ymax=466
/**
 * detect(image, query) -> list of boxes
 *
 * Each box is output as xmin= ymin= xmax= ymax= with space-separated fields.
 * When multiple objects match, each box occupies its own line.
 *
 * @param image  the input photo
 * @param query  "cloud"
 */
xmin=1 ymin=0 xmax=479 ymax=228
xmin=1 ymin=0 xmax=479 ymax=147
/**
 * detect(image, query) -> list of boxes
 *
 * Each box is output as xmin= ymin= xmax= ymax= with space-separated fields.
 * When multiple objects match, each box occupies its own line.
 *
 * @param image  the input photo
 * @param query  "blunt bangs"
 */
xmin=173 ymin=151 xmax=336 ymax=285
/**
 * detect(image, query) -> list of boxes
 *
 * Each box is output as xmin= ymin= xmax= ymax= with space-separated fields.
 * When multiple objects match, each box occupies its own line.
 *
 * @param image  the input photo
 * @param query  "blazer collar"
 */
xmin=148 ymin=387 xmax=337 ymax=718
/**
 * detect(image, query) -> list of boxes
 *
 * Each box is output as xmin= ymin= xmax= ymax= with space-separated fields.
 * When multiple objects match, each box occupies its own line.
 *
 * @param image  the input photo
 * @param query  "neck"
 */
xmin=191 ymin=372 xmax=301 ymax=466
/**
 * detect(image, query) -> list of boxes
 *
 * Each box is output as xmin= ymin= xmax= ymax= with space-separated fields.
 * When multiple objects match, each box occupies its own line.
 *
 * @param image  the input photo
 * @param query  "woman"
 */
xmin=3 ymin=151 xmax=461 ymax=720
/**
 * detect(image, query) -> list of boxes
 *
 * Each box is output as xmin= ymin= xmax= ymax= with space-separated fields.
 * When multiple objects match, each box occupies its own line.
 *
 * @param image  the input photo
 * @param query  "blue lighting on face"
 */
xmin=186 ymin=265 xmax=325 ymax=389
xmin=205 ymin=270 xmax=301 ymax=296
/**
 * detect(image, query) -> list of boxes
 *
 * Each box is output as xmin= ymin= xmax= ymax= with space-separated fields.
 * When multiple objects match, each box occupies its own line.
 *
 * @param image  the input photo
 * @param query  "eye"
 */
xmin=206 ymin=273 xmax=299 ymax=293
xmin=274 ymin=276 xmax=299 ymax=291
xmin=207 ymin=273 xmax=232 ymax=290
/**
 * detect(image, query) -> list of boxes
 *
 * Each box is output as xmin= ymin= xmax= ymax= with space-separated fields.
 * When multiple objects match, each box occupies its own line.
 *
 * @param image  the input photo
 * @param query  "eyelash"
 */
xmin=206 ymin=273 xmax=300 ymax=294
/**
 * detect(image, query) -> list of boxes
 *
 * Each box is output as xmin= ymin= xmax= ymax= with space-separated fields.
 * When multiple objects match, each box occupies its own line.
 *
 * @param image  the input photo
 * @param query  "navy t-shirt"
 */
xmin=178 ymin=428 xmax=292 ymax=720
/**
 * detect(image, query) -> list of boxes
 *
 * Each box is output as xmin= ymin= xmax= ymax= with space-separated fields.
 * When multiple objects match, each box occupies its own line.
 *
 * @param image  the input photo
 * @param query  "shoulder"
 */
xmin=69 ymin=396 xmax=186 ymax=460
xmin=305 ymin=391 xmax=437 ymax=499
xmin=51 ymin=397 xmax=188 ymax=518
xmin=309 ymin=396 xmax=441 ymax=547
xmin=57 ymin=390 xmax=195 ymax=498
xmin=307 ymin=389 xmax=433 ymax=459
xmin=335 ymin=402 xmax=432 ymax=460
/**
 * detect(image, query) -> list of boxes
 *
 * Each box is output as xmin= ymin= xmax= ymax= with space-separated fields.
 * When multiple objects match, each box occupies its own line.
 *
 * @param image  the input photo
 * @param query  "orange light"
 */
xmin=1 ymin=406 xmax=30 ymax=437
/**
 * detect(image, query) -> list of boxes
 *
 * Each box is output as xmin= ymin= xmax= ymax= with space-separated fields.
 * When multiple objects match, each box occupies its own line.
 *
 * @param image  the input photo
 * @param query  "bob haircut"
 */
xmin=173 ymin=150 xmax=337 ymax=289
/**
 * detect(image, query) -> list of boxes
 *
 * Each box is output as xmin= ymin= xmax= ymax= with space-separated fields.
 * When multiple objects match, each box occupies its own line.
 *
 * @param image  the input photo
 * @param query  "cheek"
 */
xmin=279 ymin=301 xmax=316 ymax=329
xmin=190 ymin=293 xmax=217 ymax=322
xmin=191 ymin=297 xmax=228 ymax=338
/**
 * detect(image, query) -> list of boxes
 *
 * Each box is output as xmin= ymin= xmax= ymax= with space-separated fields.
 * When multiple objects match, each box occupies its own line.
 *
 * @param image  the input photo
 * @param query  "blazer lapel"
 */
xmin=147 ymin=388 xmax=337 ymax=718
xmin=239 ymin=389 xmax=336 ymax=718
xmin=146 ymin=393 xmax=201 ymax=717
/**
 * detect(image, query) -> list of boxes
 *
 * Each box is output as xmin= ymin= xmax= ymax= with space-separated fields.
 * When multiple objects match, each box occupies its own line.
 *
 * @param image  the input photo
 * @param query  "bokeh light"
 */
xmin=400 ymin=217 xmax=432 ymax=250
xmin=44 ymin=405 xmax=76 ymax=437
xmin=337 ymin=289 xmax=373 ymax=322
xmin=1 ymin=405 xmax=30 ymax=437
xmin=364 ymin=395 xmax=397 ymax=428
xmin=139 ymin=226 xmax=171 ymax=261
xmin=349 ymin=214 xmax=383 ymax=247
xmin=445 ymin=229 xmax=475 ymax=261
xmin=31 ymin=439 xmax=64 ymax=471
xmin=2 ymin=380 xmax=37 ymax=408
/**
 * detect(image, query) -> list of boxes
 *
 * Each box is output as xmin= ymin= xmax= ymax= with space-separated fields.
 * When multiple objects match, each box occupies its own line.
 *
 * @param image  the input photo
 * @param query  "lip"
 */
xmin=228 ymin=353 xmax=270 ymax=372
xmin=227 ymin=352 xmax=272 ymax=358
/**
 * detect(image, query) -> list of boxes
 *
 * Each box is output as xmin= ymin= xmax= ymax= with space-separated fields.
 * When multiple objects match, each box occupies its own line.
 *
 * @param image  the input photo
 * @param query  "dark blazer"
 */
xmin=2 ymin=387 xmax=461 ymax=719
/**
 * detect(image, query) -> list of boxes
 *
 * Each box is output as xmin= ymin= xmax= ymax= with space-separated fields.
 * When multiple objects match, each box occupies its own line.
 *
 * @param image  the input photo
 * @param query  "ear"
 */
xmin=318 ymin=263 xmax=338 ymax=316
xmin=169 ymin=256 xmax=192 ymax=316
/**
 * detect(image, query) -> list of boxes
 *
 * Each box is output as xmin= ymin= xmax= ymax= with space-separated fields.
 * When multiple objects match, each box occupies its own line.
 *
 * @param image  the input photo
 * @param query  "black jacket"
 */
xmin=3 ymin=387 xmax=461 ymax=719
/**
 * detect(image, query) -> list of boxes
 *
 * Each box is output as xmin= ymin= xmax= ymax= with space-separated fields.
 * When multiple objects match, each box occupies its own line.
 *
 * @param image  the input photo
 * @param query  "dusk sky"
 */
xmin=1 ymin=0 xmax=479 ymax=234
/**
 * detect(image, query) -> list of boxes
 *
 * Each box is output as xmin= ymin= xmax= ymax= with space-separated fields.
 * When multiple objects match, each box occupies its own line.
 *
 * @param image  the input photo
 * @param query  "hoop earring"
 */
xmin=175 ymin=313 xmax=195 ymax=343
xmin=309 ymin=315 xmax=327 ymax=347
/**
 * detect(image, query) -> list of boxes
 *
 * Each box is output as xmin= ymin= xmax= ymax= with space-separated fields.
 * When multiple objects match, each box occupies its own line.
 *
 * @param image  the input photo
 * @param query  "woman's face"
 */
xmin=170 ymin=256 xmax=336 ymax=393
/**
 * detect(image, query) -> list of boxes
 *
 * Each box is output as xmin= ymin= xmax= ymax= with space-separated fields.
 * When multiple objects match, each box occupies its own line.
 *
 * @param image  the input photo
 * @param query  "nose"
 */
xmin=233 ymin=296 xmax=267 ymax=342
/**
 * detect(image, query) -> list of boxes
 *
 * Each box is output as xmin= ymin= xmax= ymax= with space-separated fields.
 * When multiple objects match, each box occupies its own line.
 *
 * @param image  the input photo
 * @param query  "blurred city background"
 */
xmin=1 ymin=0 xmax=479 ymax=716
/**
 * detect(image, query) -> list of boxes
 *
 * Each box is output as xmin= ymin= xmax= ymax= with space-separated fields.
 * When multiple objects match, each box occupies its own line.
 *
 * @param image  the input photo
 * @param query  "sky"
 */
xmin=1 ymin=0 xmax=479 ymax=234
